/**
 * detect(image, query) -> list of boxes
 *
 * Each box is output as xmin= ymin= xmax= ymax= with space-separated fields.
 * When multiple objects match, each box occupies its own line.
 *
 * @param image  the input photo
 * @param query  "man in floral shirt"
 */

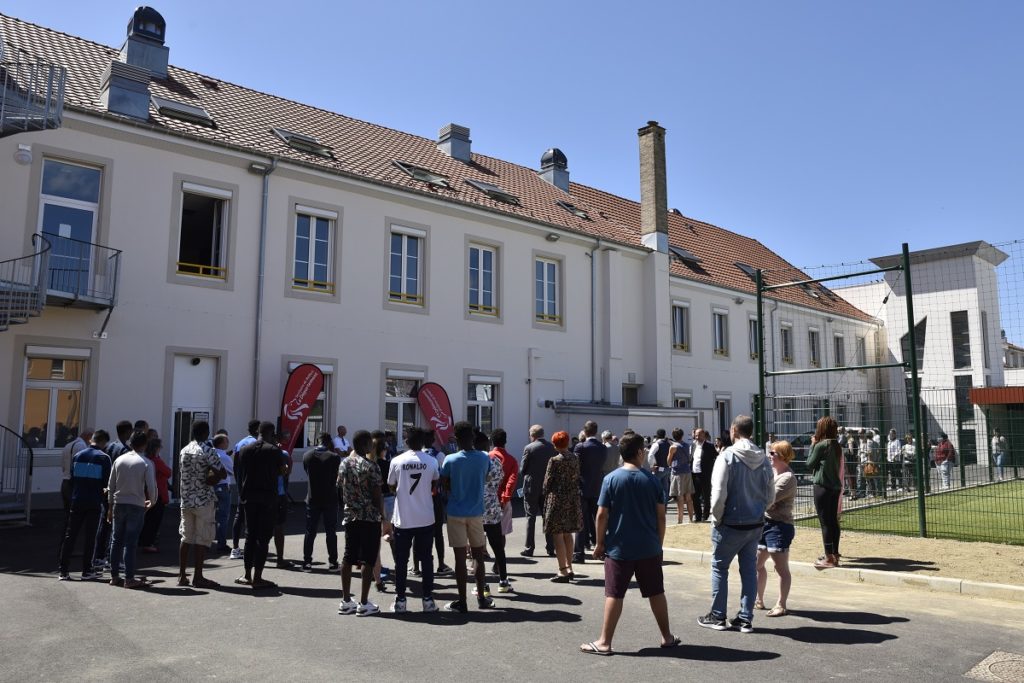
xmin=178 ymin=420 xmax=225 ymax=588
xmin=337 ymin=430 xmax=389 ymax=617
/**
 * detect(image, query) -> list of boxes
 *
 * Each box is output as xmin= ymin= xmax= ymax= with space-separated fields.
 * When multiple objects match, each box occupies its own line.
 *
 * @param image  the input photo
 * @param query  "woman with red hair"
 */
xmin=543 ymin=431 xmax=582 ymax=582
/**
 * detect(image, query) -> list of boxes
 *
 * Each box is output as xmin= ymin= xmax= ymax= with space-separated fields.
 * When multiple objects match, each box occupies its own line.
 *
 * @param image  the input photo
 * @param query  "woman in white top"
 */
xmin=755 ymin=440 xmax=797 ymax=617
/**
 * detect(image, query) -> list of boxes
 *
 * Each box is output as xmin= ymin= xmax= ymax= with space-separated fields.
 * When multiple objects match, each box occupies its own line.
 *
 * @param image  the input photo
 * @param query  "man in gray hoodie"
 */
xmin=697 ymin=415 xmax=774 ymax=633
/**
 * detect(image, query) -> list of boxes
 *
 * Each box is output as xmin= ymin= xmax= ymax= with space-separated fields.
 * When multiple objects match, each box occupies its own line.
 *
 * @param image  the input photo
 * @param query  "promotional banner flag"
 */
xmin=416 ymin=381 xmax=455 ymax=449
xmin=278 ymin=363 xmax=325 ymax=454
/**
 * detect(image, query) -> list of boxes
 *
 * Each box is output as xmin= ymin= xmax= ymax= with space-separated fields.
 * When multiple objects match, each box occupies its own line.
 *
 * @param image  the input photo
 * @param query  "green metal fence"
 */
xmin=755 ymin=239 xmax=1024 ymax=546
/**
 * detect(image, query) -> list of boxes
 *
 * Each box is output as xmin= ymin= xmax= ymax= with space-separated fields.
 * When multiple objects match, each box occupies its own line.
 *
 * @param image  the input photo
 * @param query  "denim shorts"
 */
xmin=758 ymin=519 xmax=795 ymax=553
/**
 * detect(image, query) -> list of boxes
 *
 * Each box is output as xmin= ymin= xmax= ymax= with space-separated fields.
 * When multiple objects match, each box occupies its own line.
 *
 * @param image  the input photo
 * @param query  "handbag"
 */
xmin=863 ymin=462 xmax=879 ymax=477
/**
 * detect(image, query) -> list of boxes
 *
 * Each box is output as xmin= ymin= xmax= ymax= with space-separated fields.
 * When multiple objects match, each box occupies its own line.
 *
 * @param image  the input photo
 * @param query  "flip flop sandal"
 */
xmin=550 ymin=574 xmax=573 ymax=583
xmin=660 ymin=636 xmax=682 ymax=648
xmin=767 ymin=606 xmax=789 ymax=617
xmin=580 ymin=642 xmax=613 ymax=656
xmin=234 ymin=577 xmax=251 ymax=585
xmin=753 ymin=601 xmax=766 ymax=610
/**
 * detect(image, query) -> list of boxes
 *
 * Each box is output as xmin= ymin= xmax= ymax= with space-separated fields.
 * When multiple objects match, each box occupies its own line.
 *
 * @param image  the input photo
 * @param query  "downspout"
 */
xmin=250 ymin=158 xmax=278 ymax=418
xmin=768 ymin=297 xmax=780 ymax=399
xmin=590 ymin=238 xmax=601 ymax=402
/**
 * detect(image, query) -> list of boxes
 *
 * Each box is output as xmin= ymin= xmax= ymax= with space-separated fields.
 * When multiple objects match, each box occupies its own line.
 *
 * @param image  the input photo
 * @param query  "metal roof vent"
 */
xmin=539 ymin=148 xmax=569 ymax=192
xmin=437 ymin=123 xmax=471 ymax=161
xmin=120 ymin=6 xmax=168 ymax=78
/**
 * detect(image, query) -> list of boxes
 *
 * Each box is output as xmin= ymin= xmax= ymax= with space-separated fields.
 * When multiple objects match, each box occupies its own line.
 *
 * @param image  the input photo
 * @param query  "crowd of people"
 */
xmin=56 ymin=412 xmax=808 ymax=650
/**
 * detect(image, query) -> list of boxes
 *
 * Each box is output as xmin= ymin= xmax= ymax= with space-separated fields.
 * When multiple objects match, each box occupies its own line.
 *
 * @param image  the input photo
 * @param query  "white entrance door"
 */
xmin=170 ymin=355 xmax=217 ymax=497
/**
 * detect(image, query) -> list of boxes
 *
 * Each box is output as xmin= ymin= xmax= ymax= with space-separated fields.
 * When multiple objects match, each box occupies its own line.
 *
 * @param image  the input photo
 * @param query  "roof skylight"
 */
xmin=800 ymin=282 xmax=821 ymax=299
xmin=271 ymin=127 xmax=333 ymax=158
xmin=466 ymin=179 xmax=520 ymax=206
xmin=556 ymin=200 xmax=589 ymax=220
xmin=151 ymin=95 xmax=215 ymax=127
xmin=393 ymin=161 xmax=452 ymax=189
xmin=735 ymin=262 xmax=759 ymax=282
xmin=669 ymin=245 xmax=702 ymax=264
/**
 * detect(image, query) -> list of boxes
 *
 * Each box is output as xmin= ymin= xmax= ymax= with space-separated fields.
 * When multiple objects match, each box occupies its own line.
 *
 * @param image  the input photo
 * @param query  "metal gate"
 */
xmin=0 ymin=423 xmax=34 ymax=523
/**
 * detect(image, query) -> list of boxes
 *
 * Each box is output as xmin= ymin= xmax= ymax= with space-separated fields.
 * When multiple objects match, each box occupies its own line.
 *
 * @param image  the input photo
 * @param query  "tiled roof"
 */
xmin=1 ymin=12 xmax=872 ymax=322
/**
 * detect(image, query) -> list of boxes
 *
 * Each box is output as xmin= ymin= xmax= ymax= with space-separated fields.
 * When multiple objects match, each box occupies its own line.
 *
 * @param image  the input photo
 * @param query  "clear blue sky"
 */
xmin=6 ymin=1 xmax=1023 ymax=269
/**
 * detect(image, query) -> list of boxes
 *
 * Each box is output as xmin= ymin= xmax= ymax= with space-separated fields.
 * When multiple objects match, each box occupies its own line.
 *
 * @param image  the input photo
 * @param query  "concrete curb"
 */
xmin=663 ymin=546 xmax=1024 ymax=602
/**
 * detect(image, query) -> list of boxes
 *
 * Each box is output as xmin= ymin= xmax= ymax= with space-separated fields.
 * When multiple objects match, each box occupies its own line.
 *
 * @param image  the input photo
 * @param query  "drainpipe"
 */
xmin=249 ymin=158 xmax=278 ymax=418
xmin=590 ymin=238 xmax=601 ymax=402
xmin=768 ymin=298 xmax=780 ymax=400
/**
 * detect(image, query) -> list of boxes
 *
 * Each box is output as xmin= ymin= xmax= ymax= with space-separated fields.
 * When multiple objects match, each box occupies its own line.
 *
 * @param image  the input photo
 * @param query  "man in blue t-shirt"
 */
xmin=58 ymin=429 xmax=112 ymax=581
xmin=439 ymin=421 xmax=492 ymax=613
xmin=581 ymin=432 xmax=677 ymax=655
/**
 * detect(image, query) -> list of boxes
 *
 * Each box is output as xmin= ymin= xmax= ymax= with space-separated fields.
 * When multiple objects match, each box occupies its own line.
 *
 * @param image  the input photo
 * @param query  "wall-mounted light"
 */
xmin=734 ymin=297 xmax=744 ymax=305
xmin=826 ymin=317 xmax=834 ymax=323
xmin=14 ymin=144 xmax=32 ymax=166
xmin=248 ymin=161 xmax=271 ymax=175
xmin=545 ymin=232 xmax=560 ymax=242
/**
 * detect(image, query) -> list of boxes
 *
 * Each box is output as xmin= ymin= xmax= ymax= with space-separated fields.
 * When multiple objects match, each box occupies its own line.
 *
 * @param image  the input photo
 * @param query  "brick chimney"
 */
xmin=638 ymin=121 xmax=668 ymax=252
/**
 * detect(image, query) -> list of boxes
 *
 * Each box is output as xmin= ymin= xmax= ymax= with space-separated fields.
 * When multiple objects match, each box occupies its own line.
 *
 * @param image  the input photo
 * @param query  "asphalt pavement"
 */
xmin=2 ymin=505 xmax=1022 ymax=682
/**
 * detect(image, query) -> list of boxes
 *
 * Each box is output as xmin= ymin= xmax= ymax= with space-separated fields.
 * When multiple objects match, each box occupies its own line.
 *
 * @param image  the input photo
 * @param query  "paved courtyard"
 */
xmin=3 ymin=506 xmax=1023 ymax=682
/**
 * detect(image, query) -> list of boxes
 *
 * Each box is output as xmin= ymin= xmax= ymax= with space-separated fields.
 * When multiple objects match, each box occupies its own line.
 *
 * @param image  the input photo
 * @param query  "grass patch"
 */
xmin=796 ymin=479 xmax=1024 ymax=545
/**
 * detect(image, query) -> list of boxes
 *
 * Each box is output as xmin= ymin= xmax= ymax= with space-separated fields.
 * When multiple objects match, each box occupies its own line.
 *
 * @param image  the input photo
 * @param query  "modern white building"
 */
xmin=0 ymin=9 xmax=878 ymax=511
xmin=836 ymin=241 xmax=1009 ymax=464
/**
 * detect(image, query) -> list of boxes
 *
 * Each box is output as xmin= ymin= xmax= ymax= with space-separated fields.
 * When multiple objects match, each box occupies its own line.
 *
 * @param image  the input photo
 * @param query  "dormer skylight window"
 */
xmin=735 ymin=262 xmax=758 ymax=282
xmin=466 ymin=179 xmax=520 ymax=206
xmin=556 ymin=200 xmax=589 ymax=220
xmin=393 ymin=161 xmax=451 ymax=189
xmin=800 ymin=282 xmax=821 ymax=299
xmin=151 ymin=95 xmax=215 ymax=127
xmin=272 ymin=127 xmax=333 ymax=158
xmin=669 ymin=246 xmax=702 ymax=264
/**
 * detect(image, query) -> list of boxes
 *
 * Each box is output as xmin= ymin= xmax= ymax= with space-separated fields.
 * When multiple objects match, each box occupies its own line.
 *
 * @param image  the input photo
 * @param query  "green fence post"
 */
xmin=985 ymin=408 xmax=994 ymax=484
xmin=824 ymin=397 xmax=830 ymax=417
xmin=756 ymin=269 xmax=767 ymax=448
xmin=957 ymin=409 xmax=967 ymax=488
xmin=902 ymin=243 xmax=927 ymax=538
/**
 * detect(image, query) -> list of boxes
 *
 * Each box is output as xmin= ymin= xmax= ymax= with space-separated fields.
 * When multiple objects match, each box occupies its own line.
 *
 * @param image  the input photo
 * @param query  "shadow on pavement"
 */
xmin=393 ymin=606 xmax=582 ymax=625
xmin=506 ymin=590 xmax=582 ymax=606
xmin=839 ymin=557 xmax=938 ymax=572
xmin=622 ymin=644 xmax=781 ymax=661
xmin=789 ymin=609 xmax=910 ymax=625
xmin=762 ymin=625 xmax=897 ymax=645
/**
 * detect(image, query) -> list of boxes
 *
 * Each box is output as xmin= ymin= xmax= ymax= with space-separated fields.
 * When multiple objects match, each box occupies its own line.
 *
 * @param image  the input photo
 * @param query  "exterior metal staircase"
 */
xmin=0 ymin=55 xmax=66 ymax=137
xmin=0 ymin=422 xmax=34 ymax=523
xmin=0 ymin=234 xmax=50 ymax=332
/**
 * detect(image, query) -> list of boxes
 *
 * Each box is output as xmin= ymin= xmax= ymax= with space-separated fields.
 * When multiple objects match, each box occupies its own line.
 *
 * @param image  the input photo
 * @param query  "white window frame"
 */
xmin=780 ymin=323 xmax=794 ymax=365
xmin=21 ymin=351 xmax=89 ymax=451
xmin=468 ymin=244 xmax=498 ymax=317
xmin=177 ymin=182 xmax=231 ymax=279
xmin=673 ymin=392 xmax=692 ymax=409
xmin=808 ymin=327 xmax=821 ymax=368
xmin=715 ymin=395 xmax=732 ymax=437
xmin=535 ymin=257 xmax=561 ymax=325
xmin=672 ymin=302 xmax=690 ymax=352
xmin=833 ymin=333 xmax=846 ymax=367
xmin=292 ymin=208 xmax=336 ymax=294
xmin=855 ymin=335 xmax=867 ymax=373
xmin=748 ymin=317 xmax=759 ymax=360
xmin=712 ymin=308 xmax=729 ymax=358
xmin=466 ymin=374 xmax=500 ymax=433
xmin=388 ymin=226 xmax=425 ymax=306
xmin=383 ymin=367 xmax=425 ymax=435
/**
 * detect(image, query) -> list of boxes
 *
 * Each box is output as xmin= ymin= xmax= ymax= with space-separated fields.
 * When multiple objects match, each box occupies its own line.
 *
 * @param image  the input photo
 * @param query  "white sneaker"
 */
xmin=391 ymin=598 xmax=407 ymax=613
xmin=356 ymin=601 xmax=379 ymax=617
xmin=422 ymin=596 xmax=438 ymax=613
xmin=229 ymin=548 xmax=243 ymax=560
xmin=337 ymin=599 xmax=358 ymax=615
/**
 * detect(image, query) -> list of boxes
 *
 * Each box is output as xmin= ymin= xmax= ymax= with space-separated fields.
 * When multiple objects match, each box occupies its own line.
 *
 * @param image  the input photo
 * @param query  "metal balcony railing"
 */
xmin=0 ymin=60 xmax=66 ymax=136
xmin=0 ymin=234 xmax=50 ymax=332
xmin=44 ymin=234 xmax=122 ymax=307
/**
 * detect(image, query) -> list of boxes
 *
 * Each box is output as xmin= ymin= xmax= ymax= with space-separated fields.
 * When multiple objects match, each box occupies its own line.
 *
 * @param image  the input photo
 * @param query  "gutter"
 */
xmin=249 ymin=157 xmax=278 ymax=418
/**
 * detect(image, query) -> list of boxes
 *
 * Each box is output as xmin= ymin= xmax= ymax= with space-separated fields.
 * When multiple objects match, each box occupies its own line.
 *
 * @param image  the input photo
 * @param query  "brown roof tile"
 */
xmin=1 ymin=12 xmax=872 ymax=322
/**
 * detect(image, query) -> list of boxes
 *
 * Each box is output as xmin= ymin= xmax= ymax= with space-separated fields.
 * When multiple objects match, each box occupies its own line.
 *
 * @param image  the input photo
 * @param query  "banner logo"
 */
xmin=278 ymin=364 xmax=325 ymax=454
xmin=416 ymin=382 xmax=454 ymax=449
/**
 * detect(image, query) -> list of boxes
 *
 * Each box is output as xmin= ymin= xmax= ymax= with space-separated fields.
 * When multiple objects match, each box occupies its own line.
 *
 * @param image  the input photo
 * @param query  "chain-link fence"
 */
xmin=757 ymin=239 xmax=1024 ymax=546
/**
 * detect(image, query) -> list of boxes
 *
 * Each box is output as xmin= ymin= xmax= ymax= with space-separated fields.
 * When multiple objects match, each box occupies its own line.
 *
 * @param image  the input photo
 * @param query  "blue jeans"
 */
xmin=392 ymin=525 xmax=435 ymax=600
xmin=214 ymin=485 xmax=233 ymax=549
xmin=303 ymin=502 xmax=339 ymax=564
xmin=110 ymin=503 xmax=146 ymax=581
xmin=710 ymin=524 xmax=762 ymax=622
